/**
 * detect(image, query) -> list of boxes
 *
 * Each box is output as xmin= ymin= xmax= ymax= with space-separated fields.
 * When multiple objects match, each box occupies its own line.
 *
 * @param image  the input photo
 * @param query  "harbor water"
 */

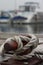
xmin=0 ymin=23 xmax=43 ymax=34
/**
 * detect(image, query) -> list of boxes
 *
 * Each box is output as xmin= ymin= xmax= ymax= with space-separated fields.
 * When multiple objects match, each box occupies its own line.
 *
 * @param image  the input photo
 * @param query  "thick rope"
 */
xmin=0 ymin=34 xmax=39 ymax=60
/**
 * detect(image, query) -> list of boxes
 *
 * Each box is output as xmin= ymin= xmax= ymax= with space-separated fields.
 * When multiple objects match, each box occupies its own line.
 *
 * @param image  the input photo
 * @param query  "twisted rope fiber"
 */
xmin=0 ymin=34 xmax=39 ymax=60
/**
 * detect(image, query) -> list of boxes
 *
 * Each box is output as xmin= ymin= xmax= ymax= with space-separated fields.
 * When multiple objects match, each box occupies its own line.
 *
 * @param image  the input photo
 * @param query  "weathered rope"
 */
xmin=13 ymin=35 xmax=39 ymax=60
xmin=0 ymin=34 xmax=39 ymax=60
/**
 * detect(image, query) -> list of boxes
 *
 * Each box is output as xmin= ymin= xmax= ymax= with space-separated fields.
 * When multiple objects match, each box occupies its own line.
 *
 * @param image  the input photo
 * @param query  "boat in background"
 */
xmin=0 ymin=11 xmax=10 ymax=24
xmin=0 ymin=2 xmax=40 ymax=24
xmin=12 ymin=2 xmax=40 ymax=24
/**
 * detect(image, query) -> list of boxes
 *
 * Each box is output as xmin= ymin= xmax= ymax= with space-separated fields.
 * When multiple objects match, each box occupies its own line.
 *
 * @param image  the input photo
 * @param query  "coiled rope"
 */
xmin=0 ymin=34 xmax=39 ymax=60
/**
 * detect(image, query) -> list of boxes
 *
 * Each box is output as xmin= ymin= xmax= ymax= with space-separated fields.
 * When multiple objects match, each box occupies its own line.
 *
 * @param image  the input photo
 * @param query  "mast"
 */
xmin=15 ymin=0 xmax=17 ymax=14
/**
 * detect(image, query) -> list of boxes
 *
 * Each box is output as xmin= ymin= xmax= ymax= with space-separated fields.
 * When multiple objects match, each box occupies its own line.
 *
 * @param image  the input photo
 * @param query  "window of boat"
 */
xmin=25 ymin=6 xmax=30 ymax=12
xmin=30 ymin=6 xmax=36 ymax=12
xmin=0 ymin=11 xmax=10 ymax=18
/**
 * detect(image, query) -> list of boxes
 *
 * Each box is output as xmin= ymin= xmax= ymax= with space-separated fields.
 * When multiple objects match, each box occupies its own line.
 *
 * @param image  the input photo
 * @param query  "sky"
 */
xmin=0 ymin=0 xmax=43 ymax=11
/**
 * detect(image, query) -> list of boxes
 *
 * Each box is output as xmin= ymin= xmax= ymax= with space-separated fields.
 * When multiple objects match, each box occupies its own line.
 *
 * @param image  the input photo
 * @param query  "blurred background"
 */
xmin=0 ymin=0 xmax=43 ymax=34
